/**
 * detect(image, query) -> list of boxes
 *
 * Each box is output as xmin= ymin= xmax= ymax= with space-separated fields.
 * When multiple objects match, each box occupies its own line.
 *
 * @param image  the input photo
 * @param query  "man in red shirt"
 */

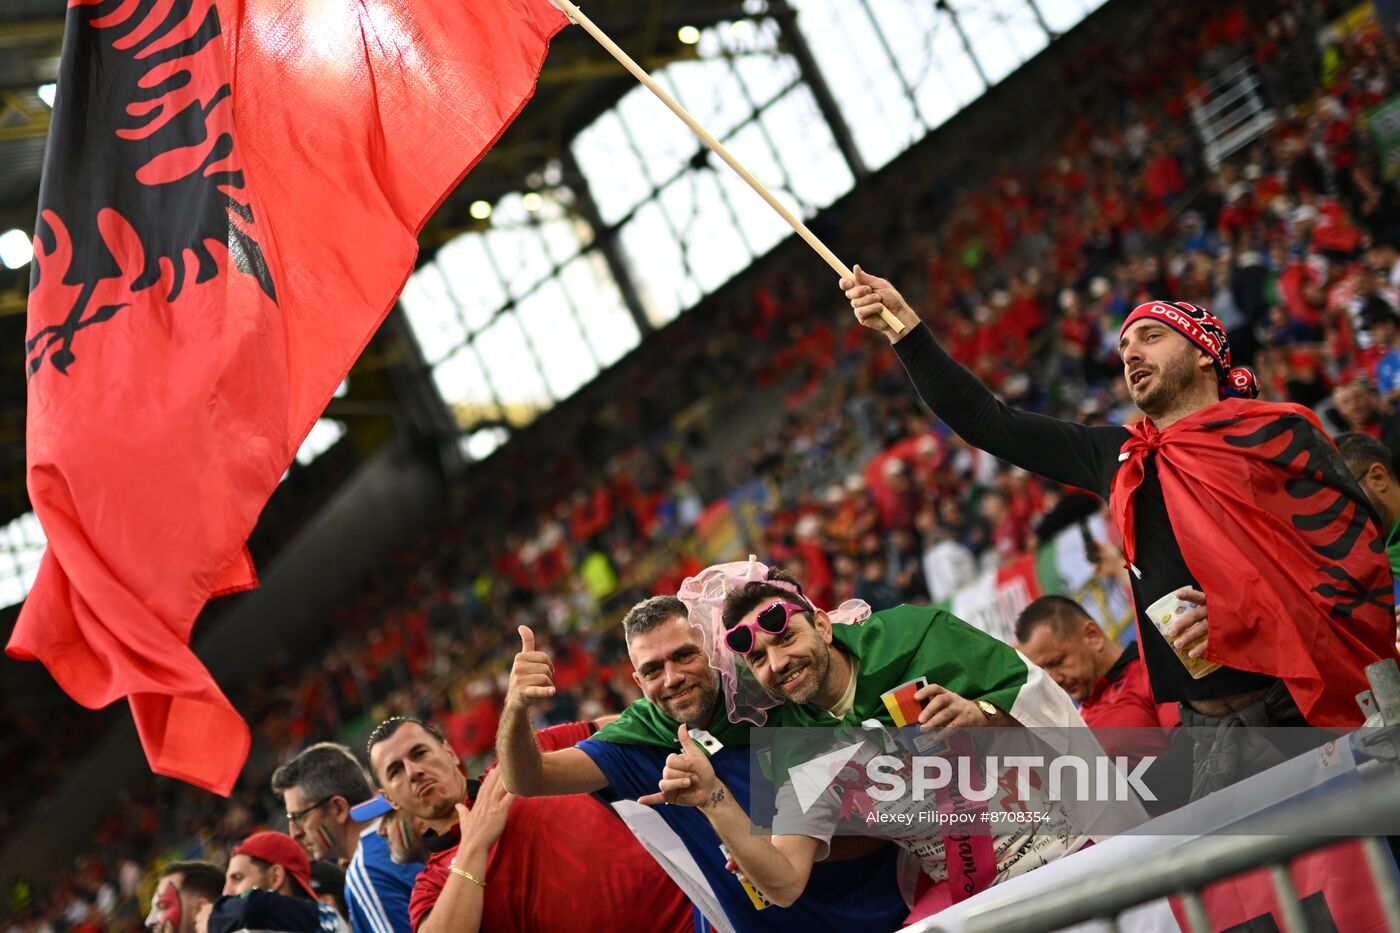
xmin=365 ymin=715 xmax=691 ymax=933
xmin=1016 ymin=596 xmax=1191 ymax=812
xmin=1330 ymin=379 xmax=1400 ymax=476
xmin=1016 ymin=597 xmax=1179 ymax=738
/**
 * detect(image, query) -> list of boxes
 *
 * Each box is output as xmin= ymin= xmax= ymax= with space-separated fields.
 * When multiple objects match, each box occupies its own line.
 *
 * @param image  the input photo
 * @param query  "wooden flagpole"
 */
xmin=553 ymin=0 xmax=904 ymax=334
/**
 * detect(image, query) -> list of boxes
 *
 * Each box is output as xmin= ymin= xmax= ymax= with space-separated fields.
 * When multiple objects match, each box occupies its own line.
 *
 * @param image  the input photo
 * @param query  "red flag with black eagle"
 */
xmin=1110 ymin=397 xmax=1399 ymax=728
xmin=6 ymin=0 xmax=568 ymax=794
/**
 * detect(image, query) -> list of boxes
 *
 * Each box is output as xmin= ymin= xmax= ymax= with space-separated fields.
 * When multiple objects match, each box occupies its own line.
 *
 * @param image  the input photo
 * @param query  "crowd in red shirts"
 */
xmin=10 ymin=0 xmax=1400 ymax=929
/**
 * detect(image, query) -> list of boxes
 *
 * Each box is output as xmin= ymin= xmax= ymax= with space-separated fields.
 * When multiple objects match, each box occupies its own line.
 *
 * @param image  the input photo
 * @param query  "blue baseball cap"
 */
xmin=350 ymin=793 xmax=393 ymax=821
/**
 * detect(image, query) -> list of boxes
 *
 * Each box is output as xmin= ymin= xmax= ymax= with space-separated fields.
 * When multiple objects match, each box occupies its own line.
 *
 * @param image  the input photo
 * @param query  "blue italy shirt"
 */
xmin=577 ymin=738 xmax=906 ymax=933
xmin=346 ymin=821 xmax=423 ymax=933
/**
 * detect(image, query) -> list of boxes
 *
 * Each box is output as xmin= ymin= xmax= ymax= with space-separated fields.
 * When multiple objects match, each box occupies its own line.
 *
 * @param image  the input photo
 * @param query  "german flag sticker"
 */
xmin=880 ymin=677 xmax=928 ymax=727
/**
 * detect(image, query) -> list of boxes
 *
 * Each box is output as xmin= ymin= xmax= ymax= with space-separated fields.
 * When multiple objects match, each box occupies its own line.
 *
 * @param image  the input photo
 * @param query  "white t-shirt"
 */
xmin=922 ymin=540 xmax=978 ymax=603
xmin=772 ymin=732 xmax=1088 ymax=887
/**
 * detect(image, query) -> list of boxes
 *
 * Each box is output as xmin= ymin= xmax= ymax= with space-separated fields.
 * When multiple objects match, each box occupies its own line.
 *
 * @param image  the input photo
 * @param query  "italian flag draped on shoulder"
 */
xmin=593 ymin=698 xmax=752 ymax=749
xmin=768 ymin=604 xmax=1082 ymax=730
xmin=593 ymin=604 xmax=1081 ymax=752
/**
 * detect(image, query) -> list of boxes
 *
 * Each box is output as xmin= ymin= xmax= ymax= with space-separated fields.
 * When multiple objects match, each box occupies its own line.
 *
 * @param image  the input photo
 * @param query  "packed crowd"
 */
xmin=7 ymin=0 xmax=1399 ymax=929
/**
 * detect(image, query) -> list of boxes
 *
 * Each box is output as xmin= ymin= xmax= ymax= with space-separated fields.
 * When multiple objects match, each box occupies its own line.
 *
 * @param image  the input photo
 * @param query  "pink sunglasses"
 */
xmin=724 ymin=600 xmax=810 ymax=654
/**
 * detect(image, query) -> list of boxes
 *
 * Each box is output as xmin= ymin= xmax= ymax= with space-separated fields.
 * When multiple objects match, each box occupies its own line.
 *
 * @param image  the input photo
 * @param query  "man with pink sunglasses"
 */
xmin=497 ymin=594 xmax=908 ymax=932
xmin=647 ymin=566 xmax=1094 ymax=924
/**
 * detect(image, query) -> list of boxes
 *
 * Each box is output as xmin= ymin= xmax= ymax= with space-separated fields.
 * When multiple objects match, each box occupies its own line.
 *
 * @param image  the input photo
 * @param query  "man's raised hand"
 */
xmin=507 ymin=625 xmax=556 ymax=708
xmin=456 ymin=769 xmax=514 ymax=853
xmin=839 ymin=266 xmax=920 ymax=344
xmin=639 ymin=724 xmax=722 ymax=809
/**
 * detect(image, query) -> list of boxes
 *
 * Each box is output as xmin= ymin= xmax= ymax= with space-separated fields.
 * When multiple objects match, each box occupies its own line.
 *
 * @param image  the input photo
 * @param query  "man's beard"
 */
xmin=772 ymin=639 xmax=832 ymax=705
xmin=1130 ymin=349 xmax=1199 ymax=417
xmin=657 ymin=668 xmax=721 ymax=728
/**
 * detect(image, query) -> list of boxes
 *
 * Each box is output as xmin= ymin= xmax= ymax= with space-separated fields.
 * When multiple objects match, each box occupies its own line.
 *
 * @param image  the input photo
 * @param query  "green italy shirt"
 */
xmin=765 ymin=603 xmax=1036 ymax=730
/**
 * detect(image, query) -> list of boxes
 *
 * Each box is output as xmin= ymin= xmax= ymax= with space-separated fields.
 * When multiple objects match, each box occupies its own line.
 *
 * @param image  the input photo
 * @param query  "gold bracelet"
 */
xmin=449 ymin=865 xmax=486 ymax=888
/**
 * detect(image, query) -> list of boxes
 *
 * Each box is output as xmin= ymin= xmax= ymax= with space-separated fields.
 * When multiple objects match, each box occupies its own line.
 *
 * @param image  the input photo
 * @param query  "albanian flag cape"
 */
xmin=1109 ymin=397 xmax=1399 ymax=728
xmin=7 ymin=0 xmax=568 ymax=794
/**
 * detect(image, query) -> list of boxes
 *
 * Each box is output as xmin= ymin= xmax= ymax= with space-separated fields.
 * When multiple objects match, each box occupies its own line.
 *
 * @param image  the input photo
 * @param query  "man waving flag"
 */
xmin=7 ymin=0 xmax=567 ymax=795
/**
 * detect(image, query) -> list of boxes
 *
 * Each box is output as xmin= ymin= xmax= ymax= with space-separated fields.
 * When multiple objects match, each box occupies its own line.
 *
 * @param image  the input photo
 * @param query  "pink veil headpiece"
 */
xmin=677 ymin=555 xmax=872 ymax=726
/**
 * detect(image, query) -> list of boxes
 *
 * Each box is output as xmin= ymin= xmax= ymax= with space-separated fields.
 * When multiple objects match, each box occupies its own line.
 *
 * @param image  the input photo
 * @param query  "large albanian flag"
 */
xmin=8 ymin=0 xmax=567 ymax=794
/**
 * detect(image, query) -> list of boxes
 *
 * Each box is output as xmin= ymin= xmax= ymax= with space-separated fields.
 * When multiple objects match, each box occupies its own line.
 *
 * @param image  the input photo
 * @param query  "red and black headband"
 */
xmin=1119 ymin=300 xmax=1259 ymax=399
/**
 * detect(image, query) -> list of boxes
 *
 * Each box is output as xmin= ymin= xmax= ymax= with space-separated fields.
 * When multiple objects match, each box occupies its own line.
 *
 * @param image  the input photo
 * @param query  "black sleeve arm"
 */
xmin=892 ymin=324 xmax=1119 ymax=495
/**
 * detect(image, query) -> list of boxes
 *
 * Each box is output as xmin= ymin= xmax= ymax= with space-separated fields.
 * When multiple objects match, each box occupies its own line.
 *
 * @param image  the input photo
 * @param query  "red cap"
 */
xmin=232 ymin=831 xmax=314 ymax=898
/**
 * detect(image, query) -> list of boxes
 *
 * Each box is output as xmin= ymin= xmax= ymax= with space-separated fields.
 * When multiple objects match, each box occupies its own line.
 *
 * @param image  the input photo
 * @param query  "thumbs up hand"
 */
xmin=506 ymin=625 xmax=556 ymax=710
xmin=639 ymin=724 xmax=723 ymax=809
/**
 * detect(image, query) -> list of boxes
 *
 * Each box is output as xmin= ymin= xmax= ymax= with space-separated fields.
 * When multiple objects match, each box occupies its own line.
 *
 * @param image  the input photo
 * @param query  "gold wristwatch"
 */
xmin=975 ymin=699 xmax=998 ymax=721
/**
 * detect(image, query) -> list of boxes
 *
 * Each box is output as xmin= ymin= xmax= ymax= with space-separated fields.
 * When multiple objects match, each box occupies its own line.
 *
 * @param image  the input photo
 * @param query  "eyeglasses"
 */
xmin=724 ymin=600 xmax=810 ymax=654
xmin=286 ymin=797 xmax=333 ymax=828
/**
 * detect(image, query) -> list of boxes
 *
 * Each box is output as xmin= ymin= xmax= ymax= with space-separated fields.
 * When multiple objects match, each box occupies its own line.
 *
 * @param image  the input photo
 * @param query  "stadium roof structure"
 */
xmin=0 ymin=0 xmax=803 ymax=597
xmin=0 ymin=0 xmax=1103 ymax=607
xmin=0 ymin=0 xmax=1145 ymax=888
